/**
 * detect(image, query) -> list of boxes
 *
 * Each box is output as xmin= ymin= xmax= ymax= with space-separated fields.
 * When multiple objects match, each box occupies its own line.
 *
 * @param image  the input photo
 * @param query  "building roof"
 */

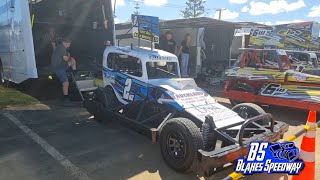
xmin=159 ymin=17 xmax=240 ymax=29
xmin=235 ymin=22 xmax=269 ymax=27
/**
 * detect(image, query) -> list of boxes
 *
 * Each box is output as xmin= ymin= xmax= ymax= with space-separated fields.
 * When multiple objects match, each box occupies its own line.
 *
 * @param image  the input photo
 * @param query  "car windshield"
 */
xmin=147 ymin=62 xmax=179 ymax=79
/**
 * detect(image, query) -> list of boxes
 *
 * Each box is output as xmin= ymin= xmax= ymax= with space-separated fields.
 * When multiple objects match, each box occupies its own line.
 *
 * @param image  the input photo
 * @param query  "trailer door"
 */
xmin=7 ymin=0 xmax=37 ymax=83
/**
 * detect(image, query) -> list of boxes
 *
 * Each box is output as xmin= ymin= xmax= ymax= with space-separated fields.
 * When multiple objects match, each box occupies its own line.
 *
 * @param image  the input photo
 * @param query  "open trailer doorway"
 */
xmin=30 ymin=0 xmax=114 ymax=76
xmin=0 ymin=0 xmax=115 ymax=85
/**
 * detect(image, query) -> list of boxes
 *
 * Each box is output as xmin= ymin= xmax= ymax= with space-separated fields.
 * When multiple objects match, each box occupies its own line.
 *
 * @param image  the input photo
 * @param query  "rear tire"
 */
xmin=232 ymin=103 xmax=269 ymax=125
xmin=229 ymin=83 xmax=256 ymax=106
xmin=85 ymin=87 xmax=117 ymax=122
xmin=160 ymin=118 xmax=203 ymax=173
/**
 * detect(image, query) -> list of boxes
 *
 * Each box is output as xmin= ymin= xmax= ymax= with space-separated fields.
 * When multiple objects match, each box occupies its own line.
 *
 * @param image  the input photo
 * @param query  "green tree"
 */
xmin=181 ymin=0 xmax=206 ymax=18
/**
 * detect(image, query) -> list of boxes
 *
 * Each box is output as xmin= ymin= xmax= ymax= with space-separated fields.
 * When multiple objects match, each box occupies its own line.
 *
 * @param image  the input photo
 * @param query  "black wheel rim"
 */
xmin=237 ymin=107 xmax=257 ymax=119
xmin=166 ymin=132 xmax=187 ymax=160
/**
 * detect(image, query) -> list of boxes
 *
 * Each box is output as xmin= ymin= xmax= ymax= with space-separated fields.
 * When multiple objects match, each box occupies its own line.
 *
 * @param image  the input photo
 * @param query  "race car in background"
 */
xmin=313 ymin=52 xmax=320 ymax=63
xmin=285 ymin=50 xmax=320 ymax=76
xmin=224 ymin=48 xmax=320 ymax=111
xmin=84 ymin=46 xmax=288 ymax=176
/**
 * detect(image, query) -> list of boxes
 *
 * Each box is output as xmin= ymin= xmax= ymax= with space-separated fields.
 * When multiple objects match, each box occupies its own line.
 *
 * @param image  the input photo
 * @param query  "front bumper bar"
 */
xmin=198 ymin=114 xmax=289 ymax=175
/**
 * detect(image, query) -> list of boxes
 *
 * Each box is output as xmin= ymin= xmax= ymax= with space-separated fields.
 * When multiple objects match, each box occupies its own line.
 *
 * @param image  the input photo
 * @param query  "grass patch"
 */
xmin=0 ymin=86 xmax=39 ymax=109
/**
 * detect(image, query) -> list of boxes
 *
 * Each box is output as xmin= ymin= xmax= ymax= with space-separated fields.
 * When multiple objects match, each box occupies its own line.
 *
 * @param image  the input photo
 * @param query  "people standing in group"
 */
xmin=178 ymin=33 xmax=192 ymax=77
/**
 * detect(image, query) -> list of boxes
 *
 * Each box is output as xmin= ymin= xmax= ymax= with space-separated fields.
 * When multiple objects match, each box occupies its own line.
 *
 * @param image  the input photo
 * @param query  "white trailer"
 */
xmin=0 ymin=0 xmax=114 ymax=84
xmin=0 ymin=0 xmax=37 ymax=84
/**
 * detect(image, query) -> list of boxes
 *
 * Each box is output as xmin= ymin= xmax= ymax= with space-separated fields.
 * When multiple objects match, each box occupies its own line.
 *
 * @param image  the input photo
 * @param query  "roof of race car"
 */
xmin=239 ymin=48 xmax=282 ymax=51
xmin=105 ymin=46 xmax=179 ymax=62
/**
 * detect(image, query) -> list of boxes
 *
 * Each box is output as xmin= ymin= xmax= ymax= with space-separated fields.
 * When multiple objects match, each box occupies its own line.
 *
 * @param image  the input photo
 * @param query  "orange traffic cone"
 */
xmin=292 ymin=111 xmax=317 ymax=180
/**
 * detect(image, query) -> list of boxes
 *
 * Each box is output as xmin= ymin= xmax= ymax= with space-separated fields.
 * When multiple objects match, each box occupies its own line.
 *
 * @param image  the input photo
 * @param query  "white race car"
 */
xmin=84 ymin=46 xmax=288 ymax=175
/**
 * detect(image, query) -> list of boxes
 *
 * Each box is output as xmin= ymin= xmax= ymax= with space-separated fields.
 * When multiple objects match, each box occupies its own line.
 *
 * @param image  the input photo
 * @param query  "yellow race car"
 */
xmin=224 ymin=48 xmax=320 ymax=111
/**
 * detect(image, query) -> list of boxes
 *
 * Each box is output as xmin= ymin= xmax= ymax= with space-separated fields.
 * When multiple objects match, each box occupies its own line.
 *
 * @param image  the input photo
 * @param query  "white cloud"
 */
xmin=143 ymin=0 xmax=168 ymax=7
xmin=308 ymin=5 xmax=320 ymax=17
xmin=114 ymin=18 xmax=123 ymax=24
xmin=229 ymin=0 xmax=247 ymax=4
xmin=249 ymin=0 xmax=306 ymax=15
xmin=214 ymin=9 xmax=239 ymax=20
xmin=241 ymin=6 xmax=249 ymax=13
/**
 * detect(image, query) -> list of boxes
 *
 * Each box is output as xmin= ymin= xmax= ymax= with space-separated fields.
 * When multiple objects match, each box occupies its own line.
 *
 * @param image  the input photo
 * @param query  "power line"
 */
xmin=125 ymin=0 xmax=211 ymax=10
xmin=216 ymin=8 xmax=226 ymax=20
xmin=130 ymin=0 xmax=185 ymax=8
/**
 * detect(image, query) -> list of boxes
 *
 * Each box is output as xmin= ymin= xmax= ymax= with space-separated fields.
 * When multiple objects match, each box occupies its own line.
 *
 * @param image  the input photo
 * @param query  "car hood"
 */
xmin=286 ymin=70 xmax=320 ymax=83
xmin=149 ymin=78 xmax=244 ymax=127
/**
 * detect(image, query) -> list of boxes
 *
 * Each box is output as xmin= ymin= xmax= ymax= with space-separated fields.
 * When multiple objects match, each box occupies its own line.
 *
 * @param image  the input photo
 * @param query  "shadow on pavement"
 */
xmin=1 ymin=105 xmax=204 ymax=180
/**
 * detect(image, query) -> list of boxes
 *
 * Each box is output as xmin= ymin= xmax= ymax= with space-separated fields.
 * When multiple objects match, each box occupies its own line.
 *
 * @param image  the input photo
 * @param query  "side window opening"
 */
xmin=246 ymin=51 xmax=263 ymax=68
xmin=107 ymin=53 xmax=143 ymax=77
xmin=298 ymin=54 xmax=308 ymax=64
xmin=147 ymin=62 xmax=179 ymax=79
xmin=246 ymin=52 xmax=258 ymax=67
xmin=264 ymin=51 xmax=279 ymax=67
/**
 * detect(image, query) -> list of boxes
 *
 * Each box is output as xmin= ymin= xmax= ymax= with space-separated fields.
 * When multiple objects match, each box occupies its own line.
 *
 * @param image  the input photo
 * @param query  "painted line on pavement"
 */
xmin=3 ymin=112 xmax=91 ymax=180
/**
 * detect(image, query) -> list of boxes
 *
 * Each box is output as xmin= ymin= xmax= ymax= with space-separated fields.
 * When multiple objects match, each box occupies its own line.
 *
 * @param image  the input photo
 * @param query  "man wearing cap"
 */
xmin=51 ymin=38 xmax=77 ymax=105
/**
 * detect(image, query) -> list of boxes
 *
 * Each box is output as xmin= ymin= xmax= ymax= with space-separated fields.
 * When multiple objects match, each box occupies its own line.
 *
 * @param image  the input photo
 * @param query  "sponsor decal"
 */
xmin=132 ymin=15 xmax=160 ymax=43
xmin=149 ymin=55 xmax=173 ymax=61
xmin=235 ymin=142 xmax=304 ymax=175
xmin=173 ymin=91 xmax=204 ymax=99
xmin=261 ymin=84 xmax=288 ymax=96
xmin=292 ymin=74 xmax=307 ymax=81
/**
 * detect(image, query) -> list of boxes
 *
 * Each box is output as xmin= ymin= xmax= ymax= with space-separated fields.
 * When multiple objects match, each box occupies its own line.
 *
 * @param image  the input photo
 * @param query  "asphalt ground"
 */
xmin=0 ymin=97 xmax=319 ymax=180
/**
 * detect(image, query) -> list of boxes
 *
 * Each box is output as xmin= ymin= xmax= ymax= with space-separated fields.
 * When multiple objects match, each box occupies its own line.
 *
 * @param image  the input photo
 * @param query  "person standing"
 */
xmin=51 ymin=38 xmax=77 ymax=106
xmin=159 ymin=31 xmax=177 ymax=55
xmin=179 ymin=33 xmax=192 ymax=77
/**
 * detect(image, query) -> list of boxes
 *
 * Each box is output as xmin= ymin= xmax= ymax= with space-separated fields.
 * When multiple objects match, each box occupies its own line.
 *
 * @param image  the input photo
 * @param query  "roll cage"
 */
xmin=237 ymin=49 xmax=292 ymax=72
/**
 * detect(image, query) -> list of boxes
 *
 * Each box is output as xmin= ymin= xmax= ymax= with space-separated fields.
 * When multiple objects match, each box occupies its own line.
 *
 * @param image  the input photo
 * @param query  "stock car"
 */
xmin=84 ymin=46 xmax=288 ymax=175
xmin=285 ymin=50 xmax=320 ymax=76
xmin=224 ymin=48 xmax=320 ymax=111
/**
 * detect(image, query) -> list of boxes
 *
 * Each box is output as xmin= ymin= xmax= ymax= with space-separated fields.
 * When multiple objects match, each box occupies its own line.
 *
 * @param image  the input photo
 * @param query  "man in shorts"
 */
xmin=51 ymin=38 xmax=76 ymax=105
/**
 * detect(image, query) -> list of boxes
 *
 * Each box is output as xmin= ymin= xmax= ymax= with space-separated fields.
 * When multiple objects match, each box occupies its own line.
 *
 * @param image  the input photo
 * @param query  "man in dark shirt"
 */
xmin=51 ymin=38 xmax=76 ymax=105
xmin=159 ymin=31 xmax=177 ymax=55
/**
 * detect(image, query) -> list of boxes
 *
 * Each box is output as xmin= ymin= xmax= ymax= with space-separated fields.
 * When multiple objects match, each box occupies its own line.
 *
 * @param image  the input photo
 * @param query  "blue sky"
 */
xmin=112 ymin=0 xmax=320 ymax=25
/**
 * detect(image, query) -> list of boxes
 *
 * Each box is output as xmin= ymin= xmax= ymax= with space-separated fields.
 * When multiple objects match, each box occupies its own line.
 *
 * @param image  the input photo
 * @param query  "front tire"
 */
xmin=160 ymin=118 xmax=203 ymax=173
xmin=232 ymin=103 xmax=269 ymax=125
